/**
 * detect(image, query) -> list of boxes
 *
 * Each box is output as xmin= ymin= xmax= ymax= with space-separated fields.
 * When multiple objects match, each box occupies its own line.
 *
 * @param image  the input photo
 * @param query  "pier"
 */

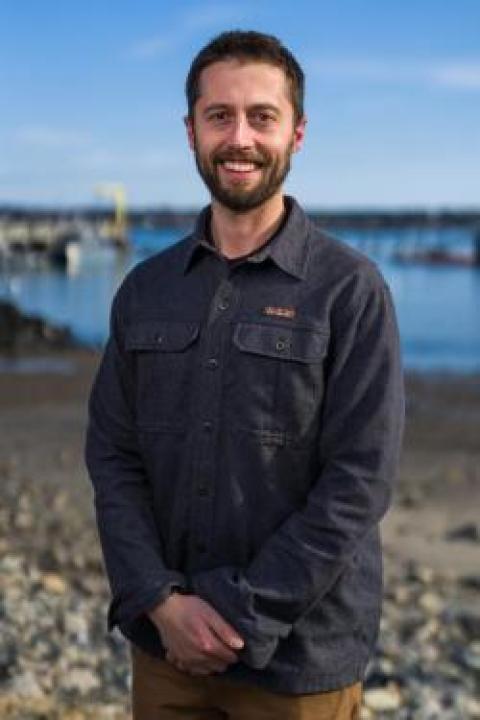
xmin=0 ymin=213 xmax=129 ymax=267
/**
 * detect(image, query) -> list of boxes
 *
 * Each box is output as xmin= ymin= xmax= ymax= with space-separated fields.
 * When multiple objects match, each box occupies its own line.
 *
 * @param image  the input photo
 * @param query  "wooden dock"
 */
xmin=0 ymin=216 xmax=129 ymax=264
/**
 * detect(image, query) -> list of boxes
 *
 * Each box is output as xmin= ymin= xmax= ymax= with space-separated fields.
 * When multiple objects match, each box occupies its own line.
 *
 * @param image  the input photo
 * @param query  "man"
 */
xmin=85 ymin=30 xmax=405 ymax=720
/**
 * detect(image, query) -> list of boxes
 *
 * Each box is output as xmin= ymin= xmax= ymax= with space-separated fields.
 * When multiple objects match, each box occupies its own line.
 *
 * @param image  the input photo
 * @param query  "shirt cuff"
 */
xmin=107 ymin=572 xmax=189 ymax=631
xmin=191 ymin=567 xmax=278 ymax=670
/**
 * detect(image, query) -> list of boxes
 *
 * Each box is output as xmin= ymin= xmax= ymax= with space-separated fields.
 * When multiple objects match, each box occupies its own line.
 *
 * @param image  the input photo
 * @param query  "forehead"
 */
xmin=197 ymin=60 xmax=291 ymax=109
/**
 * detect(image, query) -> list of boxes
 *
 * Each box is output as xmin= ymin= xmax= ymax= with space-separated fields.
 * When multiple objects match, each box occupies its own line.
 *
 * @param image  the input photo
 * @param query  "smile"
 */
xmin=221 ymin=161 xmax=260 ymax=172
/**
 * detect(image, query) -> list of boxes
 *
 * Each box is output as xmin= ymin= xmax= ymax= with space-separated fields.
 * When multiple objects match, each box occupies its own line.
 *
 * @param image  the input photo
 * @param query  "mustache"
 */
xmin=213 ymin=150 xmax=270 ymax=166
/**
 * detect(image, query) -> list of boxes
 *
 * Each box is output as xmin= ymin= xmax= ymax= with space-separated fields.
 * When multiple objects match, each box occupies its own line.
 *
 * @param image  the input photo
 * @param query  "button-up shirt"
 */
xmin=85 ymin=196 xmax=405 ymax=694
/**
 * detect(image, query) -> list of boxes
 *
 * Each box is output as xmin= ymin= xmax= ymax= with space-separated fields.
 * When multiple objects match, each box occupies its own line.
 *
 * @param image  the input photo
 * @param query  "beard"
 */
xmin=193 ymin=136 xmax=294 ymax=212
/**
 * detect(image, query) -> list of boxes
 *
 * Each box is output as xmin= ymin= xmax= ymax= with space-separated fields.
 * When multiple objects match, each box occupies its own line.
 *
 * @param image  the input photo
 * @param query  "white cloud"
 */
xmin=75 ymin=148 xmax=181 ymax=172
xmin=75 ymin=149 xmax=124 ymax=171
xmin=14 ymin=125 xmax=92 ymax=149
xmin=129 ymin=36 xmax=173 ymax=60
xmin=309 ymin=59 xmax=413 ymax=83
xmin=180 ymin=3 xmax=247 ymax=32
xmin=431 ymin=62 xmax=480 ymax=89
xmin=128 ymin=3 xmax=254 ymax=60
xmin=308 ymin=57 xmax=480 ymax=91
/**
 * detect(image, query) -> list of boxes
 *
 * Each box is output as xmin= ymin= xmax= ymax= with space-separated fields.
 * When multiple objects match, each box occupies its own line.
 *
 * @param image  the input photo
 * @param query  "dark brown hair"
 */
xmin=185 ymin=30 xmax=305 ymax=123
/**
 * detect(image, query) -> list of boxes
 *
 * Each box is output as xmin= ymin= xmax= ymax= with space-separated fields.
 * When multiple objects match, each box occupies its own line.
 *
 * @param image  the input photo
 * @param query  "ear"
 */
xmin=292 ymin=116 xmax=307 ymax=153
xmin=184 ymin=115 xmax=195 ymax=150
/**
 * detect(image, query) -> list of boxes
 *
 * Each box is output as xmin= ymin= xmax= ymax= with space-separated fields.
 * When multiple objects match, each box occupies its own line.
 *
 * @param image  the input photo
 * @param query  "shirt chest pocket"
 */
xmin=125 ymin=320 xmax=199 ymax=431
xmin=230 ymin=321 xmax=329 ymax=442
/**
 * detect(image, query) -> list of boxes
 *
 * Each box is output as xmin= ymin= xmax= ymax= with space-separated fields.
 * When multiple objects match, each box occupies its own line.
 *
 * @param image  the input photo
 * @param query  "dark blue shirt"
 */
xmin=85 ymin=196 xmax=405 ymax=694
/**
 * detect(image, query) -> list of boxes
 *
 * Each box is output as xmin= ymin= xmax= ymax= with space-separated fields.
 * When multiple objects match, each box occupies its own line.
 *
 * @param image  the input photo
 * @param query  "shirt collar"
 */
xmin=181 ymin=195 xmax=311 ymax=280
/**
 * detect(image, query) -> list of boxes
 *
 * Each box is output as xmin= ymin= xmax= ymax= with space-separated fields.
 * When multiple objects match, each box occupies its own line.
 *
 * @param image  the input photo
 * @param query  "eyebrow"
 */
xmin=250 ymin=103 xmax=281 ymax=115
xmin=202 ymin=103 xmax=281 ymax=116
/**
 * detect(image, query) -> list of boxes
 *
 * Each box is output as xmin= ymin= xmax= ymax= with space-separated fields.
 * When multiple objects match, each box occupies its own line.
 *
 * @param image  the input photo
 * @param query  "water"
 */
xmin=1 ymin=225 xmax=479 ymax=372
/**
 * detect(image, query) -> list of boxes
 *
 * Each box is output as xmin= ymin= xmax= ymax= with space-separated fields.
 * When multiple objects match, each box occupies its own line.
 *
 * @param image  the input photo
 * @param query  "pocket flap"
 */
xmin=125 ymin=321 xmax=199 ymax=352
xmin=233 ymin=322 xmax=328 ymax=363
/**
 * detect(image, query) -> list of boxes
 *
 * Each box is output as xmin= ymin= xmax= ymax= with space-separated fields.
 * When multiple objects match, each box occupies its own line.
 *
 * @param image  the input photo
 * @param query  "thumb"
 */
xmin=207 ymin=610 xmax=244 ymax=650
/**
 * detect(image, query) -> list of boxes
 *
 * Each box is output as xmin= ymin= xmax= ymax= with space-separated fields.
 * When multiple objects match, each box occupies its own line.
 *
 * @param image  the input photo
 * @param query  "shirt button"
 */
xmin=155 ymin=335 xmax=163 ymax=344
xmin=275 ymin=338 xmax=289 ymax=351
xmin=206 ymin=357 xmax=219 ymax=370
xmin=202 ymin=420 xmax=213 ymax=432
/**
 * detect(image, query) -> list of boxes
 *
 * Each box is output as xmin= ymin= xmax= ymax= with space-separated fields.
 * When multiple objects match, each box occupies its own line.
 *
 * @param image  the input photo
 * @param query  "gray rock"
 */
xmin=60 ymin=667 xmax=100 ymax=696
xmin=11 ymin=669 xmax=45 ymax=699
xmin=459 ymin=574 xmax=480 ymax=590
xmin=461 ymin=641 xmax=480 ymax=672
xmin=445 ymin=522 xmax=480 ymax=543
xmin=452 ymin=608 xmax=480 ymax=638
xmin=0 ymin=632 xmax=17 ymax=681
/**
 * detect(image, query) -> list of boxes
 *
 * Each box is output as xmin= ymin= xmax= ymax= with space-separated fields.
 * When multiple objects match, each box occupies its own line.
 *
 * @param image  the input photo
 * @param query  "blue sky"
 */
xmin=1 ymin=1 xmax=479 ymax=208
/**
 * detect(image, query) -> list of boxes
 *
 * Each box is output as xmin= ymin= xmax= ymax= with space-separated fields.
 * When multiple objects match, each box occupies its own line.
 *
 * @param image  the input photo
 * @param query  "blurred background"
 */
xmin=0 ymin=2 xmax=479 ymax=719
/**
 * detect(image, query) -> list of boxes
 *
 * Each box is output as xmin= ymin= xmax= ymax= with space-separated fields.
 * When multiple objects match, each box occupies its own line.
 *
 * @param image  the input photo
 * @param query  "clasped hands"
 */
xmin=148 ymin=592 xmax=244 ymax=677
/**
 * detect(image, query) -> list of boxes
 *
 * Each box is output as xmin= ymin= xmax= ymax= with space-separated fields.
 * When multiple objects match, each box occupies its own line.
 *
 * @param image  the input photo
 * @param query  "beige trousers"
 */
xmin=131 ymin=643 xmax=362 ymax=720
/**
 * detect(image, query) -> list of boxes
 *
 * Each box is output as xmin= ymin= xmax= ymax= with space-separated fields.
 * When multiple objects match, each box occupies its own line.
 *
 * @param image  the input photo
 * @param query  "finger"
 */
xmin=206 ymin=610 xmax=244 ymax=651
xmin=197 ymin=630 xmax=239 ymax=663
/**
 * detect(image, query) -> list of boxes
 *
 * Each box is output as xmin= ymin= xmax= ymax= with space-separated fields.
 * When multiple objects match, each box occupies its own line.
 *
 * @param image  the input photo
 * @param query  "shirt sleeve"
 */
xmin=84 ymin=286 xmax=188 ymax=631
xmin=191 ymin=273 xmax=405 ymax=669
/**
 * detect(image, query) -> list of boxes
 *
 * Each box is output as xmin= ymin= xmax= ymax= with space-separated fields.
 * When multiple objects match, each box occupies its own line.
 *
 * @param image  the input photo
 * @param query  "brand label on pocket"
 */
xmin=262 ymin=306 xmax=296 ymax=319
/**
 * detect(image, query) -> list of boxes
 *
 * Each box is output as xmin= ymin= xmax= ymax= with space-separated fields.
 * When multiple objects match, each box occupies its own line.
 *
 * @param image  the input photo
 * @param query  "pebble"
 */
xmin=406 ymin=561 xmax=436 ymax=584
xmin=459 ymin=697 xmax=480 ymax=718
xmin=445 ymin=522 xmax=480 ymax=543
xmin=462 ymin=641 xmax=480 ymax=672
xmin=41 ymin=572 xmax=68 ymax=595
xmin=364 ymin=685 xmax=402 ymax=711
xmin=453 ymin=608 xmax=480 ymax=638
xmin=0 ymin=482 xmax=479 ymax=719
xmin=459 ymin=574 xmax=480 ymax=590
xmin=60 ymin=668 xmax=100 ymax=696
xmin=1 ymin=554 xmax=23 ymax=574
xmin=418 ymin=591 xmax=443 ymax=615
xmin=11 ymin=670 xmax=45 ymax=699
xmin=64 ymin=612 xmax=90 ymax=646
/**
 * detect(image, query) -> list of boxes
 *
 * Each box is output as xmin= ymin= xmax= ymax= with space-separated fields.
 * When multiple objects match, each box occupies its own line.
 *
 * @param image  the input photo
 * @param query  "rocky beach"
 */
xmin=0 ymin=309 xmax=479 ymax=719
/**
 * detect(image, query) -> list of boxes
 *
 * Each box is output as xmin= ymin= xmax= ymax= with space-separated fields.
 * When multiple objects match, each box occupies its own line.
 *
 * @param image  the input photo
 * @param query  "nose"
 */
xmin=227 ymin=113 xmax=254 ymax=148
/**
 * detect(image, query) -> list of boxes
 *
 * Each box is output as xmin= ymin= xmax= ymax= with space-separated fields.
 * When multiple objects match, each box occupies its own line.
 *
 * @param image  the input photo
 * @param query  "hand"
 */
xmin=148 ymin=592 xmax=244 ymax=676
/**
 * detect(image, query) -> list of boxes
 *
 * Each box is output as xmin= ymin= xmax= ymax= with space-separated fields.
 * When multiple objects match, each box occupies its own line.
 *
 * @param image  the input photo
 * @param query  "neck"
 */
xmin=210 ymin=192 xmax=286 ymax=259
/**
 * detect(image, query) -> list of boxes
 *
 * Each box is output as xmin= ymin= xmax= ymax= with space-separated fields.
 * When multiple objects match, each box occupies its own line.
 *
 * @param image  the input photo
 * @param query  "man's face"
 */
xmin=185 ymin=60 xmax=306 ymax=212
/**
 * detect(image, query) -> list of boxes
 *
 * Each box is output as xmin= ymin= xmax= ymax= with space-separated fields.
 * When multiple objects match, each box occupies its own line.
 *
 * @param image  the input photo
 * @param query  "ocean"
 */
xmin=1 ymin=225 xmax=479 ymax=372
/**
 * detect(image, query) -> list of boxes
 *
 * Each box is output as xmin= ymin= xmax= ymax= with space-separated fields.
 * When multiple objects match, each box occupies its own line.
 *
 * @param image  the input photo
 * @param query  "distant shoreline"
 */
xmin=1 ymin=206 xmax=480 ymax=231
xmin=0 ymin=299 xmax=79 ymax=355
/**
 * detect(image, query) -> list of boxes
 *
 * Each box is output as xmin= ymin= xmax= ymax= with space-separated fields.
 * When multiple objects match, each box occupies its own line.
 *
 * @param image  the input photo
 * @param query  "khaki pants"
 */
xmin=131 ymin=644 xmax=362 ymax=720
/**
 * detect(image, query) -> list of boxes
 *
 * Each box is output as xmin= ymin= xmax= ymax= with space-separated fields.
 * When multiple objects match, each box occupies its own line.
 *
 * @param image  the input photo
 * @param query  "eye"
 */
xmin=208 ymin=110 xmax=229 ymax=123
xmin=251 ymin=111 xmax=276 ymax=126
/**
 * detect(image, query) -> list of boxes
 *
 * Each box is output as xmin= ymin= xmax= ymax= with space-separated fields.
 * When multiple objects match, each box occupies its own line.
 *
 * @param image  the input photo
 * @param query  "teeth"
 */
xmin=222 ymin=161 xmax=257 ymax=172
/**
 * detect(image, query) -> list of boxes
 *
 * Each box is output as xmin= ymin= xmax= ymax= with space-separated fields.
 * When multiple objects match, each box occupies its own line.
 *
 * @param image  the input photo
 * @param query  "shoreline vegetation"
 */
xmin=0 ymin=304 xmax=479 ymax=718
